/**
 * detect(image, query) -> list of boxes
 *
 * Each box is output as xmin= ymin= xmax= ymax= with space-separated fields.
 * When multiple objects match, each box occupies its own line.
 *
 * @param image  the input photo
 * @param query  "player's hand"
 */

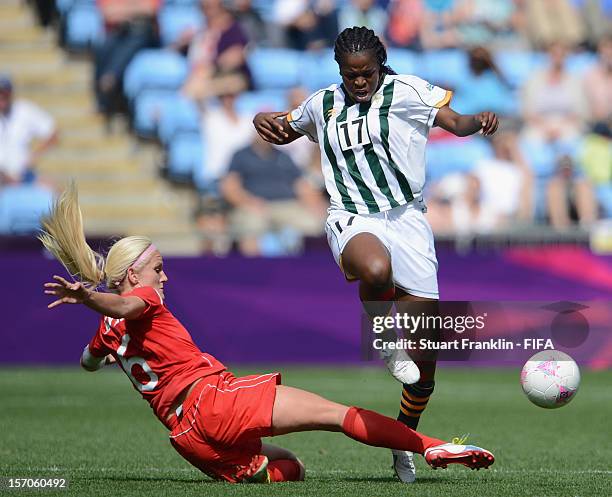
xmin=253 ymin=111 xmax=290 ymax=143
xmin=476 ymin=111 xmax=499 ymax=136
xmin=44 ymin=275 xmax=92 ymax=308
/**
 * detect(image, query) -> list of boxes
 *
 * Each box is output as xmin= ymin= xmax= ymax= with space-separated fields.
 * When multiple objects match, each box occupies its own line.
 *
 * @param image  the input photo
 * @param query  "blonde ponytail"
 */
xmin=39 ymin=182 xmax=105 ymax=289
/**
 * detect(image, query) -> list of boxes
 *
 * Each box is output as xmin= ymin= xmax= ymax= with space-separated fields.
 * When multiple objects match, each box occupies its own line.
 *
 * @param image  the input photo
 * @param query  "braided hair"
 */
xmin=334 ymin=26 xmax=396 ymax=75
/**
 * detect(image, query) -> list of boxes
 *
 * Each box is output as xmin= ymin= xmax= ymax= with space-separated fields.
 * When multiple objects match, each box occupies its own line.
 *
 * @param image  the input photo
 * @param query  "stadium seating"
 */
xmin=596 ymin=186 xmax=612 ymax=218
xmin=64 ymin=3 xmax=103 ymax=49
xmin=158 ymin=4 xmax=205 ymax=46
xmin=235 ymin=90 xmax=287 ymax=116
xmin=123 ymin=49 xmax=189 ymax=102
xmin=248 ymin=48 xmax=301 ymax=89
xmin=420 ymin=49 xmax=470 ymax=88
xmin=300 ymin=50 xmax=341 ymax=91
xmin=0 ymin=185 xmax=54 ymax=235
xmin=167 ymin=131 xmax=204 ymax=184
xmin=158 ymin=96 xmax=201 ymax=145
xmin=426 ymin=138 xmax=493 ymax=181
xmin=386 ymin=48 xmax=418 ymax=76
xmin=132 ymin=89 xmax=179 ymax=139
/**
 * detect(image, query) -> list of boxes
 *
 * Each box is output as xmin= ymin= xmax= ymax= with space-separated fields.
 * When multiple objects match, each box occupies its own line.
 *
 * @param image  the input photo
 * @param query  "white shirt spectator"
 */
xmin=472 ymin=157 xmax=523 ymax=217
xmin=0 ymin=99 xmax=55 ymax=181
xmin=202 ymin=107 xmax=254 ymax=181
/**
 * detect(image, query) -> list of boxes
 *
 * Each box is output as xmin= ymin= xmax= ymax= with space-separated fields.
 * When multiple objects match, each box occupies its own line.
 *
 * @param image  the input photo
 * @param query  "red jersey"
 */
xmin=87 ymin=286 xmax=226 ymax=428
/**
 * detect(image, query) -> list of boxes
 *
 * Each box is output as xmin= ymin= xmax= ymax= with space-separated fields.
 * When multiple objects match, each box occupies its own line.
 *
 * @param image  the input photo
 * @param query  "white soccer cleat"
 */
xmin=424 ymin=443 xmax=495 ymax=470
xmin=392 ymin=449 xmax=416 ymax=483
xmin=380 ymin=347 xmax=420 ymax=384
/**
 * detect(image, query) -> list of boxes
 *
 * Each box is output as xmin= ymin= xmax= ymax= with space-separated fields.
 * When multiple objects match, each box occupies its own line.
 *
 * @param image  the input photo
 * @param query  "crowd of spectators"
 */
xmin=21 ymin=0 xmax=612 ymax=254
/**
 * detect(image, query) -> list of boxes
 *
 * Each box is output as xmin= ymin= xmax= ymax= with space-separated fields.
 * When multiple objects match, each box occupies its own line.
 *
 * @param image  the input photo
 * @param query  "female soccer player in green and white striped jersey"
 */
xmin=253 ymin=26 xmax=498 ymax=484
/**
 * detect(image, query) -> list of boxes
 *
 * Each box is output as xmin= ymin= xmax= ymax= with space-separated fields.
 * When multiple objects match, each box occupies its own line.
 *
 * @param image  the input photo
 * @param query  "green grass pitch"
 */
xmin=1 ymin=366 xmax=610 ymax=497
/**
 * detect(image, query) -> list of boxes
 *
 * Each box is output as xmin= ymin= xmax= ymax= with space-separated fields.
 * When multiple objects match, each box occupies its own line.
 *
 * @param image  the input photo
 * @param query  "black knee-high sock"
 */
xmin=397 ymin=381 xmax=435 ymax=430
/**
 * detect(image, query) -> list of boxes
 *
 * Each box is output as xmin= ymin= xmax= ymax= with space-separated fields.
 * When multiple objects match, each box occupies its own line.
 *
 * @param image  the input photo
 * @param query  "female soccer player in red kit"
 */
xmin=40 ymin=183 xmax=494 ymax=483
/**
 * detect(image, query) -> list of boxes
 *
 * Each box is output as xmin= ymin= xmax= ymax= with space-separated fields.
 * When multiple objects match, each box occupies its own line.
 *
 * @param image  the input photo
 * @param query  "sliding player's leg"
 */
xmin=271 ymin=384 xmax=494 ymax=472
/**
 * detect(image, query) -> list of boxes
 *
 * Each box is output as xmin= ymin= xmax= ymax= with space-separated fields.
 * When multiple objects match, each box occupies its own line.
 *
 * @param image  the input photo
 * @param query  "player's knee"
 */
xmin=360 ymin=257 xmax=392 ymax=289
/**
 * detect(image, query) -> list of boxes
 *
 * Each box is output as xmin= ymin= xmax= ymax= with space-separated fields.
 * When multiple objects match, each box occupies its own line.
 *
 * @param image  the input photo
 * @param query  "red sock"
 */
xmin=267 ymin=459 xmax=303 ymax=482
xmin=342 ymin=407 xmax=445 ymax=454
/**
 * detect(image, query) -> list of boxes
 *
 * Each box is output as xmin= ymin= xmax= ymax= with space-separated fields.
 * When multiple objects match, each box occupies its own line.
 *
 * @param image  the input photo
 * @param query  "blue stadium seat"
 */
xmin=566 ymin=52 xmax=598 ymax=76
xmin=158 ymin=96 xmax=201 ymax=145
xmin=248 ymin=48 xmax=301 ymax=90
xmin=235 ymin=90 xmax=287 ymax=117
xmin=495 ymin=51 xmax=546 ymax=89
xmin=123 ymin=49 xmax=189 ymax=101
xmin=251 ymin=0 xmax=277 ymax=21
xmin=420 ymin=50 xmax=470 ymax=88
xmin=57 ymin=0 xmax=95 ymax=15
xmin=158 ymin=5 xmax=204 ymax=46
xmin=65 ymin=4 xmax=103 ymax=49
xmin=0 ymin=185 xmax=54 ymax=235
xmin=426 ymin=138 xmax=493 ymax=181
xmin=167 ymin=131 xmax=204 ymax=183
xmin=132 ymin=89 xmax=177 ymax=139
xmin=300 ymin=50 xmax=340 ymax=91
xmin=519 ymin=139 xmax=558 ymax=178
xmin=596 ymin=185 xmax=612 ymax=218
xmin=386 ymin=48 xmax=418 ymax=76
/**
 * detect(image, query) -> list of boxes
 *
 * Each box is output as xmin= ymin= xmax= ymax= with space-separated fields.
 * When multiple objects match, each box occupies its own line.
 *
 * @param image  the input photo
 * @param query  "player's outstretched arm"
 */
xmin=253 ymin=111 xmax=302 ymax=145
xmin=434 ymin=105 xmax=499 ymax=137
xmin=44 ymin=275 xmax=145 ymax=319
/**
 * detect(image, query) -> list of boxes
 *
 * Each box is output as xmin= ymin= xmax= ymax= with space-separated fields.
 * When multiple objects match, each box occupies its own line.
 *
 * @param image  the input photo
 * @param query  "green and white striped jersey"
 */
xmin=288 ymin=74 xmax=452 ymax=214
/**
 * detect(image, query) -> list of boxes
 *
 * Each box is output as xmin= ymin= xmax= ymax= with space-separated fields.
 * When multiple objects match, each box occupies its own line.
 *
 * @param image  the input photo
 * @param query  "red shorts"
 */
xmin=168 ymin=371 xmax=281 ymax=482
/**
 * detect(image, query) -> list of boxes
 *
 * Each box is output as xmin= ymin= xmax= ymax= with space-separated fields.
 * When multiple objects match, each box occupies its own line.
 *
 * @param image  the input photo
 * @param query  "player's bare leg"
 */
xmin=270 ymin=385 xmax=494 ymax=472
xmin=342 ymin=233 xmax=419 ymax=384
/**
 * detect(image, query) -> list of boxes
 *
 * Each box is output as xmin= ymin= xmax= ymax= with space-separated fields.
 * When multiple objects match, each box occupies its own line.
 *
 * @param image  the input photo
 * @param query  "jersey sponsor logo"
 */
xmin=336 ymin=115 xmax=371 ymax=151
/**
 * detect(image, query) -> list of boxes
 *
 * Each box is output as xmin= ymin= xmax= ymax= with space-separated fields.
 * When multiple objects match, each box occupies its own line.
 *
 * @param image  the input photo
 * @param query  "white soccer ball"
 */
xmin=520 ymin=350 xmax=580 ymax=409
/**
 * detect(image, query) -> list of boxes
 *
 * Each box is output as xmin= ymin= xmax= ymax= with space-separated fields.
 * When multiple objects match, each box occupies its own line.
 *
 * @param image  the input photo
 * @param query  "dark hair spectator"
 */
xmin=273 ymin=0 xmax=339 ymax=51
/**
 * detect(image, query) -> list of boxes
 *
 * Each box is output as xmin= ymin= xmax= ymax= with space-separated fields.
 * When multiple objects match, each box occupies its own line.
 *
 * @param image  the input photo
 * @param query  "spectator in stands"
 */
xmin=231 ymin=0 xmax=269 ymax=46
xmin=453 ymin=0 xmax=526 ymax=49
xmin=427 ymin=131 xmax=533 ymax=234
xmin=0 ymin=76 xmax=58 ymax=186
xmin=273 ymin=0 xmax=339 ymax=50
xmin=581 ymin=0 xmax=612 ymax=49
xmin=201 ymin=92 xmax=254 ymax=184
xmin=182 ymin=0 xmax=252 ymax=100
xmin=338 ymin=0 xmax=388 ymax=35
xmin=282 ymin=87 xmax=324 ymax=190
xmin=522 ymin=41 xmax=587 ymax=143
xmin=579 ymin=119 xmax=612 ymax=218
xmin=94 ymin=0 xmax=161 ymax=116
xmin=583 ymin=34 xmax=612 ymax=125
xmin=385 ymin=0 xmax=425 ymax=49
xmin=32 ymin=0 xmax=56 ymax=28
xmin=453 ymin=46 xmax=515 ymax=116
xmin=420 ymin=0 xmax=462 ymax=49
xmin=546 ymin=149 xmax=598 ymax=230
xmin=221 ymin=133 xmax=326 ymax=256
xmin=524 ymin=0 xmax=586 ymax=49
